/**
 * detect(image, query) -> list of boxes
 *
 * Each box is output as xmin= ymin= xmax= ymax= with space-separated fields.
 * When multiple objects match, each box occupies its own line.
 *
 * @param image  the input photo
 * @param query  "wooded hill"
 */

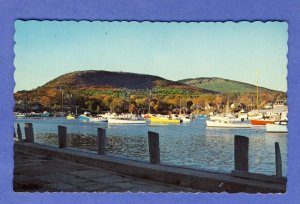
xmin=41 ymin=70 xmax=217 ymax=96
xmin=14 ymin=70 xmax=285 ymax=114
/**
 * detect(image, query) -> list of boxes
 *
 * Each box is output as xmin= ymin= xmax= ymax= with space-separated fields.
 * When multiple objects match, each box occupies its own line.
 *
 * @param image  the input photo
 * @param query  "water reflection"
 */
xmin=36 ymin=133 xmax=149 ymax=160
xmin=15 ymin=117 xmax=287 ymax=176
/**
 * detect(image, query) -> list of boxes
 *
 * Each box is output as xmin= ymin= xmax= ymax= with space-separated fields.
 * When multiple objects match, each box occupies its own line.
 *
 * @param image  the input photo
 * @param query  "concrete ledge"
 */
xmin=14 ymin=142 xmax=286 ymax=193
xmin=231 ymin=170 xmax=287 ymax=184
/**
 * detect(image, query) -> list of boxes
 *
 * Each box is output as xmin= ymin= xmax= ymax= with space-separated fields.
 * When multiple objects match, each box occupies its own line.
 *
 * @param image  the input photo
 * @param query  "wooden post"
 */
xmin=24 ymin=123 xmax=34 ymax=143
xmin=97 ymin=128 xmax=106 ymax=155
xmin=234 ymin=135 xmax=249 ymax=172
xmin=275 ymin=142 xmax=282 ymax=177
xmin=17 ymin=123 xmax=22 ymax=141
xmin=58 ymin=126 xmax=67 ymax=148
xmin=148 ymin=131 xmax=160 ymax=164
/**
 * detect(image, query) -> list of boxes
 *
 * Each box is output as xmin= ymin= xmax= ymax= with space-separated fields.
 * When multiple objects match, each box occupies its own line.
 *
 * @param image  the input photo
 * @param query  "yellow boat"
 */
xmin=66 ymin=115 xmax=75 ymax=120
xmin=149 ymin=117 xmax=181 ymax=123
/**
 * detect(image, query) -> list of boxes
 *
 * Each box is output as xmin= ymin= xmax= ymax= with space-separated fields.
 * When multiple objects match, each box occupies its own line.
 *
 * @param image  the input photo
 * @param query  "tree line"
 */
xmin=14 ymin=87 xmax=286 ymax=114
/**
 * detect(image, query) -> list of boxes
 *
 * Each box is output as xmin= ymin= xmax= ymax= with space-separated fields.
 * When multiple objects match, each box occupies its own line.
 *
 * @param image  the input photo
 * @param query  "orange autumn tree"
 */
xmin=192 ymin=97 xmax=206 ymax=109
xmin=213 ymin=95 xmax=223 ymax=111
xmin=40 ymin=96 xmax=51 ymax=108
xmin=238 ymin=94 xmax=252 ymax=109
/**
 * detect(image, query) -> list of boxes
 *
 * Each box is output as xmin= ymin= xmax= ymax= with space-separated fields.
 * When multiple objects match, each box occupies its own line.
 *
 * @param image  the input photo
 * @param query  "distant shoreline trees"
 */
xmin=14 ymin=87 xmax=286 ymax=115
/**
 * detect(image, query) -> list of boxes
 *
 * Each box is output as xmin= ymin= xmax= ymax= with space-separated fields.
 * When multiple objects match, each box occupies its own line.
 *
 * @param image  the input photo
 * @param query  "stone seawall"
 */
xmin=15 ymin=142 xmax=286 ymax=193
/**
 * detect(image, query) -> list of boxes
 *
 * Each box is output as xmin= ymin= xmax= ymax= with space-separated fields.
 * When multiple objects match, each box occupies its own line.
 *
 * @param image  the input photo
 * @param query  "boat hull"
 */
xmin=79 ymin=115 xmax=107 ymax=122
xmin=89 ymin=118 xmax=107 ymax=122
xmin=266 ymin=124 xmax=288 ymax=133
xmin=210 ymin=116 xmax=241 ymax=122
xmin=206 ymin=120 xmax=251 ymax=128
xmin=66 ymin=115 xmax=75 ymax=120
xmin=198 ymin=115 xmax=207 ymax=119
xmin=79 ymin=115 xmax=90 ymax=121
xmin=143 ymin=114 xmax=153 ymax=118
xmin=108 ymin=118 xmax=146 ymax=124
xmin=250 ymin=119 xmax=274 ymax=125
xmin=150 ymin=117 xmax=181 ymax=123
xmin=14 ymin=114 xmax=26 ymax=118
xmin=181 ymin=118 xmax=191 ymax=123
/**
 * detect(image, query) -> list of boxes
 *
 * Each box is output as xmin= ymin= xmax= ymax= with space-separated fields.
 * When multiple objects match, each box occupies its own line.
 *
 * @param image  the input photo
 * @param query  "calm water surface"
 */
xmin=14 ymin=117 xmax=287 ymax=176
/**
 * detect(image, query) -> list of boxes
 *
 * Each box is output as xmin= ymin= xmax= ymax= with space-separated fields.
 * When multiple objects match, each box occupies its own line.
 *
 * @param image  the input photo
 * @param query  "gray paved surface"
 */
xmin=14 ymin=149 xmax=200 ymax=192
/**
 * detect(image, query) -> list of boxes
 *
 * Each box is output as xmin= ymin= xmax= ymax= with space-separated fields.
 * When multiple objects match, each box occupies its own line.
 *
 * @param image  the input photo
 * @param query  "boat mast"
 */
xmin=60 ymin=87 xmax=64 ymax=112
xmin=76 ymin=83 xmax=79 ymax=115
xmin=179 ymin=97 xmax=182 ymax=115
xmin=256 ymin=70 xmax=259 ymax=112
xmin=226 ymin=98 xmax=229 ymax=114
xmin=75 ymin=87 xmax=79 ymax=116
xmin=70 ymin=93 xmax=72 ymax=114
xmin=148 ymin=90 xmax=151 ymax=114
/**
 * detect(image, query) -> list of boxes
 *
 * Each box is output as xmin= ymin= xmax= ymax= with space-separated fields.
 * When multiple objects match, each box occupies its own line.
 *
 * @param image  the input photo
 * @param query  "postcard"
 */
xmin=13 ymin=20 xmax=288 ymax=193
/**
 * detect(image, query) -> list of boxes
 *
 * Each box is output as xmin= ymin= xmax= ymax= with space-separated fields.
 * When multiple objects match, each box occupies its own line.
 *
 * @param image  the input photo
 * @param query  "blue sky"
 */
xmin=14 ymin=21 xmax=288 ymax=92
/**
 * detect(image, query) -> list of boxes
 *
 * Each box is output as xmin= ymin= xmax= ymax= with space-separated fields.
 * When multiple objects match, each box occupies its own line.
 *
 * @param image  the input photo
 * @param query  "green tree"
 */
xmin=136 ymin=98 xmax=146 ymax=108
xmin=96 ymin=105 xmax=101 ymax=113
xmin=103 ymin=95 xmax=114 ymax=112
xmin=128 ymin=103 xmax=137 ymax=113
xmin=111 ymin=98 xmax=126 ymax=113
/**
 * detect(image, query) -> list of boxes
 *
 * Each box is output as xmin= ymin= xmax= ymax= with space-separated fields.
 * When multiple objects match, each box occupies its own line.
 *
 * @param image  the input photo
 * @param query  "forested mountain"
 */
xmin=14 ymin=70 xmax=285 ymax=114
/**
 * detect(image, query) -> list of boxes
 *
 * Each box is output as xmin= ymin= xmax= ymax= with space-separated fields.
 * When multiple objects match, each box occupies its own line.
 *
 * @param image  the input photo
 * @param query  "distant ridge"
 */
xmin=18 ymin=70 xmax=283 ymax=97
xmin=38 ymin=70 xmax=217 ymax=95
xmin=45 ymin=70 xmax=178 ymax=90
xmin=178 ymin=77 xmax=283 ymax=94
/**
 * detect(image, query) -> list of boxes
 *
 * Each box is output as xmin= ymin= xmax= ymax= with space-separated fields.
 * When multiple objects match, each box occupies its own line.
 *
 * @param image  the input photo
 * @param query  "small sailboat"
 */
xmin=209 ymin=100 xmax=241 ymax=122
xmin=41 ymin=111 xmax=50 ymax=117
xmin=66 ymin=92 xmax=78 ymax=120
xmin=250 ymin=70 xmax=271 ymax=125
xmin=66 ymin=114 xmax=76 ymax=120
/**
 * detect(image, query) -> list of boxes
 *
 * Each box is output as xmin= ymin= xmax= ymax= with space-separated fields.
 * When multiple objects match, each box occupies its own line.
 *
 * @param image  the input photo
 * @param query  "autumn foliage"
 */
xmin=14 ymin=70 xmax=286 ymax=114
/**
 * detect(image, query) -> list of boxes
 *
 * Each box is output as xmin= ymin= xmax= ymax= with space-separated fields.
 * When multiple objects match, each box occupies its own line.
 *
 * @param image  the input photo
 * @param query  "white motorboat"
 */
xmin=180 ymin=117 xmax=191 ymax=123
xmin=209 ymin=115 xmax=242 ymax=122
xmin=266 ymin=121 xmax=288 ymax=133
xmin=172 ymin=114 xmax=191 ymax=123
xmin=89 ymin=117 xmax=108 ymax=122
xmin=79 ymin=112 xmax=107 ymax=122
xmin=14 ymin=112 xmax=26 ymax=118
xmin=206 ymin=120 xmax=251 ymax=128
xmin=107 ymin=118 xmax=146 ymax=124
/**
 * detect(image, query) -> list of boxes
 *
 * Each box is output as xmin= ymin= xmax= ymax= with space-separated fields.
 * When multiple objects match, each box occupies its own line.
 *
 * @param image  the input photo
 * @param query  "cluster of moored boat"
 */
xmin=14 ymin=111 xmax=66 ymax=118
xmin=206 ymin=107 xmax=288 ymax=133
xmin=71 ymin=112 xmax=197 ymax=124
xmin=14 ymin=107 xmax=288 ymax=133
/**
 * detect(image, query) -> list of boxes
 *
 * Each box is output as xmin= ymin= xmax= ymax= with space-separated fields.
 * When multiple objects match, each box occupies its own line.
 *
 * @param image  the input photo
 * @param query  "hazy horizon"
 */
xmin=14 ymin=21 xmax=288 ymax=92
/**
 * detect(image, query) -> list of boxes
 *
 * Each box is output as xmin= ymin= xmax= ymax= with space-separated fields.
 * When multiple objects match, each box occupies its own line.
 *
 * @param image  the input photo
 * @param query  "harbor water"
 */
xmin=14 ymin=117 xmax=288 ymax=176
